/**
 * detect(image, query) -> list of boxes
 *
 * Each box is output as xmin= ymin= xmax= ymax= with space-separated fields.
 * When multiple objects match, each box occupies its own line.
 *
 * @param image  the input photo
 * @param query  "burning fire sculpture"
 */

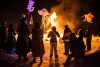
xmin=83 ymin=12 xmax=94 ymax=23
xmin=38 ymin=9 xmax=57 ymax=33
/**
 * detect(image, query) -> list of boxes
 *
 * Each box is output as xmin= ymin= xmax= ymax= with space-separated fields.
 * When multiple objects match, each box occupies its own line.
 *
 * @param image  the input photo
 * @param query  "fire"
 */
xmin=83 ymin=12 xmax=94 ymax=23
xmin=50 ymin=12 xmax=57 ymax=26
xmin=43 ymin=12 xmax=58 ymax=40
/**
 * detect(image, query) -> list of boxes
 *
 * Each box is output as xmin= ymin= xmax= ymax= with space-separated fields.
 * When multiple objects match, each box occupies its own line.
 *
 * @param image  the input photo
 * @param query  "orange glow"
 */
xmin=43 ymin=12 xmax=76 ymax=40
xmin=50 ymin=12 xmax=57 ymax=26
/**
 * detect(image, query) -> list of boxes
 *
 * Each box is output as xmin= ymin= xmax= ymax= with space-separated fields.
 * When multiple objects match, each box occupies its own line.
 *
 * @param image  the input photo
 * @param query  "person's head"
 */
xmin=20 ymin=14 xmax=26 ymax=23
xmin=21 ymin=14 xmax=27 ymax=24
xmin=78 ymin=29 xmax=85 ymax=37
xmin=22 ymin=14 xmax=26 ymax=18
xmin=52 ymin=26 xmax=56 ymax=32
xmin=64 ymin=25 xmax=68 ymax=28
xmin=79 ymin=29 xmax=84 ymax=36
xmin=20 ymin=17 xmax=26 ymax=25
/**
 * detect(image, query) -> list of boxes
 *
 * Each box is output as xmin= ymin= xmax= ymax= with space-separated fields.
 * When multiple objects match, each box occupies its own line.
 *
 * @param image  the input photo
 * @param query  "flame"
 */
xmin=50 ymin=12 xmax=57 ymax=26
xmin=42 ymin=12 xmax=76 ymax=38
xmin=43 ymin=12 xmax=58 ymax=41
xmin=83 ymin=12 xmax=94 ymax=23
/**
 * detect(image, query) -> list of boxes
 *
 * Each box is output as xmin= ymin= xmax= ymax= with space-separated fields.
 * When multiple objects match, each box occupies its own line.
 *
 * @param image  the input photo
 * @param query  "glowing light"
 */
xmin=27 ymin=0 xmax=34 ymax=12
xmin=50 ymin=12 xmax=57 ymax=26
xmin=38 ymin=8 xmax=50 ymax=33
xmin=83 ymin=12 xmax=94 ymax=23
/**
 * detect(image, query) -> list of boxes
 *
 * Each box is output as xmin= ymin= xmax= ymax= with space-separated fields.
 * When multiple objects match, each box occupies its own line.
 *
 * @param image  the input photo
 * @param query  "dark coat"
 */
xmin=31 ymin=28 xmax=45 ymax=57
xmin=62 ymin=27 xmax=71 ymax=42
xmin=16 ymin=22 xmax=30 ymax=55
xmin=7 ymin=26 xmax=16 ymax=53
xmin=48 ymin=31 xmax=60 ymax=43
xmin=0 ymin=25 xmax=7 ymax=49
xmin=69 ymin=36 xmax=85 ymax=58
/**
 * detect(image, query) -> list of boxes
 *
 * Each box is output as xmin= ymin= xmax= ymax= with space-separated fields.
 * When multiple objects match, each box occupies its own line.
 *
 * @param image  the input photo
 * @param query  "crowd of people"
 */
xmin=0 ymin=15 xmax=93 ymax=65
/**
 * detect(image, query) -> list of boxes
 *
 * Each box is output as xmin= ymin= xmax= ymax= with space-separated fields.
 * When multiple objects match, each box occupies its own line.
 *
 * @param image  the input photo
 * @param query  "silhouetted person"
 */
xmin=86 ymin=23 xmax=93 ymax=51
xmin=16 ymin=17 xmax=30 ymax=61
xmin=62 ymin=25 xmax=72 ymax=55
xmin=31 ymin=22 xmax=45 ymax=63
xmin=6 ymin=24 xmax=16 ymax=54
xmin=48 ymin=26 xmax=60 ymax=59
xmin=77 ymin=29 xmax=86 ymax=58
xmin=64 ymin=33 xmax=85 ymax=65
xmin=0 ymin=22 xmax=7 ymax=50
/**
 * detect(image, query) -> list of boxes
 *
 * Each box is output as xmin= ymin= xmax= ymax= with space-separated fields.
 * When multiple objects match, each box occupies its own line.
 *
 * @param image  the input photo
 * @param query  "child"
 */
xmin=48 ymin=26 xmax=60 ymax=58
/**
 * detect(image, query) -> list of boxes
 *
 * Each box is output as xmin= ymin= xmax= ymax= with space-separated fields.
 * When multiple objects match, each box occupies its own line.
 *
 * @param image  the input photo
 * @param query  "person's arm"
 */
xmin=62 ymin=30 xmax=67 ymax=40
xmin=56 ymin=31 xmax=60 ymax=37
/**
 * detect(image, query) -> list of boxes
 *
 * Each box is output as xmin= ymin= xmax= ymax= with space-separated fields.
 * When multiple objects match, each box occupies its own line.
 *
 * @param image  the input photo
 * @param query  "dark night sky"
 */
xmin=0 ymin=0 xmax=61 ymax=23
xmin=0 ymin=0 xmax=28 ymax=25
xmin=91 ymin=0 xmax=100 ymax=34
xmin=0 ymin=0 xmax=100 ymax=34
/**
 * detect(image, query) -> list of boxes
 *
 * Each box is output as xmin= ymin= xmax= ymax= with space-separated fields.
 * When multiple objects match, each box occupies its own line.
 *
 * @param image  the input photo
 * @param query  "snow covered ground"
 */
xmin=0 ymin=36 xmax=100 ymax=67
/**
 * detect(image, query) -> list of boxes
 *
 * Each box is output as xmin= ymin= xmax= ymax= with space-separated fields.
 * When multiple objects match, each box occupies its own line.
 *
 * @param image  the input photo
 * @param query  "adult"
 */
xmin=62 ymin=25 xmax=72 ymax=55
xmin=31 ymin=22 xmax=45 ymax=63
xmin=64 ymin=33 xmax=85 ymax=65
xmin=86 ymin=23 xmax=93 ymax=51
xmin=7 ymin=24 xmax=16 ymax=54
xmin=16 ymin=17 xmax=30 ymax=61
xmin=0 ymin=22 xmax=7 ymax=50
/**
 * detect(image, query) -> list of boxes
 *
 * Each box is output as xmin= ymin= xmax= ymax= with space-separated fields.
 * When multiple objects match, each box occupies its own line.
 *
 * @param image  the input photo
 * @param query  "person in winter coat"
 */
xmin=7 ymin=24 xmax=16 ymax=54
xmin=0 ymin=22 xmax=7 ymax=50
xmin=31 ymin=22 xmax=45 ymax=63
xmin=48 ymin=26 xmax=60 ymax=59
xmin=62 ymin=25 xmax=72 ymax=55
xmin=16 ymin=17 xmax=30 ymax=61
xmin=64 ymin=32 xmax=85 ymax=65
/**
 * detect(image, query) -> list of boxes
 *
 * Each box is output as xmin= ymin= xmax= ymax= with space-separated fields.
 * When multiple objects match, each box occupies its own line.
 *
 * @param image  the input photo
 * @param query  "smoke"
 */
xmin=51 ymin=0 xmax=81 ymax=35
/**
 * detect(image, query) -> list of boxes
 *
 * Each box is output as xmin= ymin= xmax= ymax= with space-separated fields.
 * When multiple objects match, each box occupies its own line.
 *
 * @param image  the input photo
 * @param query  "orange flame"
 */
xmin=50 ymin=12 xmax=57 ymax=26
xmin=83 ymin=12 xmax=94 ymax=23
